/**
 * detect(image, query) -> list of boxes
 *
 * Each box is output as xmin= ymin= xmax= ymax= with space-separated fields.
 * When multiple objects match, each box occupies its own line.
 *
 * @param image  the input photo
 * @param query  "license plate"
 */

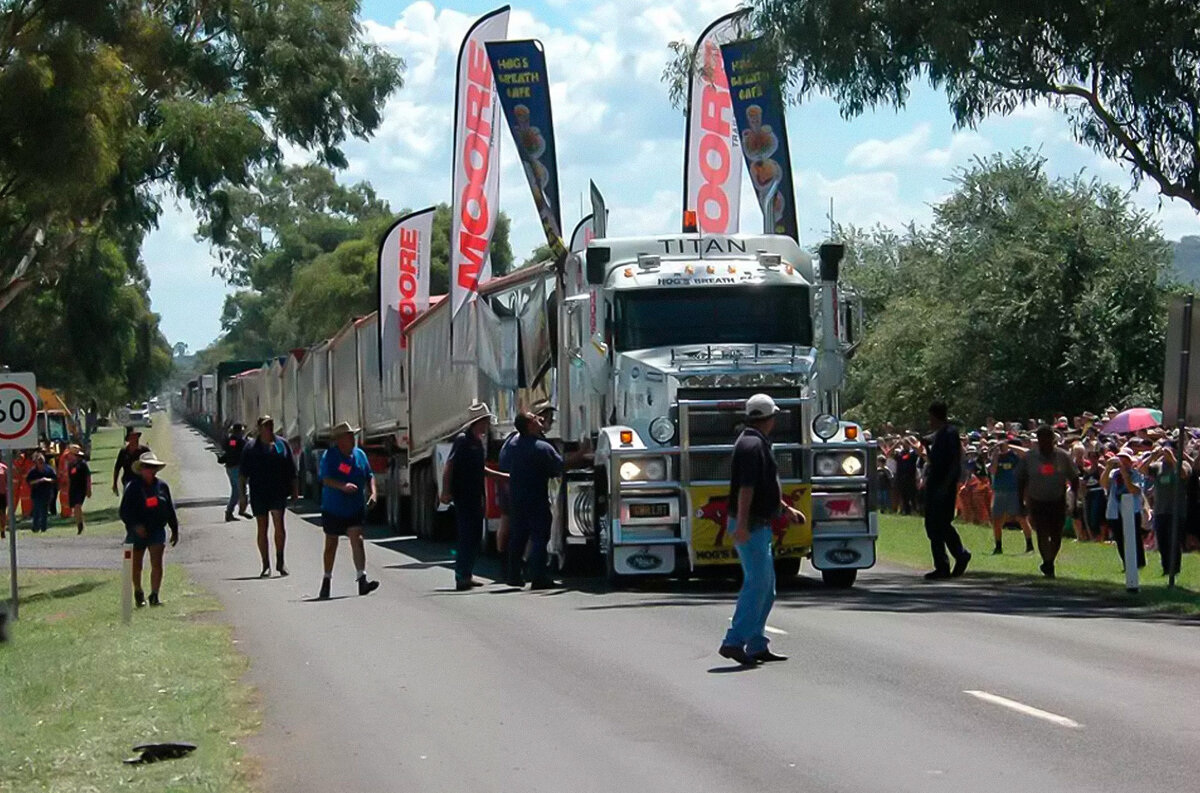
xmin=629 ymin=502 xmax=670 ymax=519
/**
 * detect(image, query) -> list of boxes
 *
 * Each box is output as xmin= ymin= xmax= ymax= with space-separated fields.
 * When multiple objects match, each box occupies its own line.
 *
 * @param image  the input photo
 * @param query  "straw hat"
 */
xmin=456 ymin=402 xmax=496 ymax=434
xmin=331 ymin=421 xmax=358 ymax=437
xmin=133 ymin=450 xmax=167 ymax=471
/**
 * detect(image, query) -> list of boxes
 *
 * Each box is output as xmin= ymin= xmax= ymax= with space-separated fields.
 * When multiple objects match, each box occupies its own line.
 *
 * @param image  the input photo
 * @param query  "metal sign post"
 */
xmin=0 ymin=371 xmax=38 ymax=620
xmin=1169 ymin=295 xmax=1193 ymax=588
xmin=1163 ymin=295 xmax=1200 ymax=589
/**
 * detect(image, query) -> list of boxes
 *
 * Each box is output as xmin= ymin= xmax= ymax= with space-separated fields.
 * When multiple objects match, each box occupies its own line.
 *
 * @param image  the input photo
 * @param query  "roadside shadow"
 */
xmin=383 ymin=561 xmax=453 ymax=570
xmin=224 ymin=576 xmax=273 ymax=581
xmin=707 ymin=664 xmax=760 ymax=674
xmin=20 ymin=579 xmax=107 ymax=605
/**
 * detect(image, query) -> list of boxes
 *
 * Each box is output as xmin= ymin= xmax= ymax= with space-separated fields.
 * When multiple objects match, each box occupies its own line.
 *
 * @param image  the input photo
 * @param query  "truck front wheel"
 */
xmin=821 ymin=568 xmax=858 ymax=588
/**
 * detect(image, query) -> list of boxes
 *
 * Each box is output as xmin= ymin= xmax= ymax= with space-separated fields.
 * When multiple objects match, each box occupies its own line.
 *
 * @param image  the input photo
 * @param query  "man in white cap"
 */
xmin=440 ymin=403 xmax=502 ymax=591
xmin=718 ymin=393 xmax=805 ymax=666
xmin=317 ymin=421 xmax=379 ymax=600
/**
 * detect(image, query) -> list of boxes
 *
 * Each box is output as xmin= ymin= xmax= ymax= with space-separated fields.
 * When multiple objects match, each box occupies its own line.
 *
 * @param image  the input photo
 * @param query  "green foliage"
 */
xmin=841 ymin=151 xmax=1173 ymax=429
xmin=667 ymin=1 xmax=1200 ymax=211
xmin=203 ymin=165 xmax=515 ymax=360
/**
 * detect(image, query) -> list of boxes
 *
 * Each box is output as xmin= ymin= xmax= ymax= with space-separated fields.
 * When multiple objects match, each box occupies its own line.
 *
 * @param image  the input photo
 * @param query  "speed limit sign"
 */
xmin=0 ymin=372 xmax=37 ymax=448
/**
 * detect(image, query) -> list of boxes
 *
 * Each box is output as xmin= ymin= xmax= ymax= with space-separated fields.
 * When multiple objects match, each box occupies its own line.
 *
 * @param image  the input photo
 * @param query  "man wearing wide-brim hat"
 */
xmin=238 ymin=415 xmax=298 ymax=578
xmin=440 ymin=402 xmax=504 ymax=590
xmin=1101 ymin=446 xmax=1147 ymax=571
xmin=120 ymin=451 xmax=179 ymax=607
xmin=63 ymin=443 xmax=91 ymax=535
xmin=317 ymin=421 xmax=379 ymax=599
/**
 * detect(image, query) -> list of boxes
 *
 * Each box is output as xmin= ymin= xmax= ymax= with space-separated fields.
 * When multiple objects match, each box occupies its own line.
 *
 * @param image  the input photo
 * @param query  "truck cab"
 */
xmin=567 ymin=233 xmax=876 ymax=586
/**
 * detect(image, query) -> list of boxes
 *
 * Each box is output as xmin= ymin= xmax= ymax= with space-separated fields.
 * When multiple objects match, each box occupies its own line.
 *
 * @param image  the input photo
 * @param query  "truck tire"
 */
xmin=411 ymin=463 xmax=433 ymax=540
xmin=821 ymin=568 xmax=858 ymax=588
xmin=774 ymin=558 xmax=802 ymax=582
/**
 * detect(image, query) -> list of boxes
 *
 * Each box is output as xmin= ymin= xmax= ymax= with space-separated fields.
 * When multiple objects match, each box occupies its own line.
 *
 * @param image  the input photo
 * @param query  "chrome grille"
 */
xmin=689 ymin=450 xmax=800 ymax=483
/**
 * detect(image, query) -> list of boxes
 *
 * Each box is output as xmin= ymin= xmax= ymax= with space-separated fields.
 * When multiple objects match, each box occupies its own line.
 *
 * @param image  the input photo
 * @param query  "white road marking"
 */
xmin=764 ymin=625 xmax=788 ymax=635
xmin=963 ymin=690 xmax=1082 ymax=729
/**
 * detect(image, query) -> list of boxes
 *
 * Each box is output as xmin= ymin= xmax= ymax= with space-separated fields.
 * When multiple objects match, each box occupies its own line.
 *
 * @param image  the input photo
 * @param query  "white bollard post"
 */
xmin=1120 ymin=494 xmax=1139 ymax=593
xmin=121 ymin=547 xmax=133 ymax=625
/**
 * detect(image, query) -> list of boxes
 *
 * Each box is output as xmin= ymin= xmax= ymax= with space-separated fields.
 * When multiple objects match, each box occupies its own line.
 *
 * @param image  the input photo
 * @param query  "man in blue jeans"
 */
xmin=719 ymin=394 xmax=806 ymax=667
xmin=220 ymin=423 xmax=248 ymax=522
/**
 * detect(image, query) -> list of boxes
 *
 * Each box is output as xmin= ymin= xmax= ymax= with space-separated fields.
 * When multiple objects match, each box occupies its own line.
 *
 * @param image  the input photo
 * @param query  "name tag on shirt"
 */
xmin=230 ymin=440 xmax=238 ymax=447
xmin=1040 ymin=463 xmax=1055 ymax=475
xmin=337 ymin=462 xmax=352 ymax=475
xmin=145 ymin=496 xmax=160 ymax=508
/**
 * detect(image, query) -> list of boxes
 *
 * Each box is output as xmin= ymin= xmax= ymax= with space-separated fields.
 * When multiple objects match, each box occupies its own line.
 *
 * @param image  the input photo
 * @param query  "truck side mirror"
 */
xmin=818 ymin=242 xmax=844 ymax=283
xmin=586 ymin=246 xmax=610 ymax=285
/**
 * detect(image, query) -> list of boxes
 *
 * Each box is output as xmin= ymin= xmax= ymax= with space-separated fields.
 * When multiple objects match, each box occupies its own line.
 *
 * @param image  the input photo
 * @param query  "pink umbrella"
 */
xmin=1101 ymin=408 xmax=1163 ymax=435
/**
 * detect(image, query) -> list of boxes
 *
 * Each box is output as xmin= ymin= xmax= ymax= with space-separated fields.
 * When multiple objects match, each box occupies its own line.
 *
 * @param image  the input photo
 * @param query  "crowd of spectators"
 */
xmin=872 ymin=406 xmax=1196 ymax=577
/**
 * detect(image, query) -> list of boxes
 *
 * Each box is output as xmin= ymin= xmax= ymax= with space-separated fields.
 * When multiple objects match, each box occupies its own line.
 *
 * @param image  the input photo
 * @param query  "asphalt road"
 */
xmin=136 ymin=422 xmax=1200 ymax=791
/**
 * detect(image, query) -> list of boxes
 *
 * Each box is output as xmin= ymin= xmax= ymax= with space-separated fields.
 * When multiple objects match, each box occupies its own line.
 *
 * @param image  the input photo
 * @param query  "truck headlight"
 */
xmin=619 ymin=457 xmax=667 ymax=482
xmin=813 ymin=413 xmax=839 ymax=440
xmin=814 ymin=452 xmax=865 ymax=477
xmin=649 ymin=416 xmax=676 ymax=445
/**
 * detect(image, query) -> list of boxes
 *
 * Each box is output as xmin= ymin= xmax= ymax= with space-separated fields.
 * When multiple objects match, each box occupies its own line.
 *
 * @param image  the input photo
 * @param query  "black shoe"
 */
xmin=504 ymin=578 xmax=525 ymax=589
xmin=77 ymin=524 xmax=84 ymax=535
xmin=1025 ymin=538 xmax=1035 ymax=554
xmin=455 ymin=579 xmax=473 ymax=591
xmin=358 ymin=576 xmax=379 ymax=596
xmin=718 ymin=645 xmax=759 ymax=666
xmin=259 ymin=567 xmax=271 ymax=578
xmin=529 ymin=579 xmax=557 ymax=590
xmin=924 ymin=568 xmax=952 ymax=581
xmin=135 ymin=590 xmax=146 ymax=608
xmin=750 ymin=649 xmax=789 ymax=663
xmin=992 ymin=543 xmax=1002 ymax=555
xmin=276 ymin=557 xmax=288 ymax=577
xmin=951 ymin=550 xmax=972 ymax=577
xmin=1040 ymin=562 xmax=1056 ymax=579
xmin=238 ymin=511 xmax=251 ymax=519
xmin=224 ymin=512 xmax=236 ymax=523
xmin=148 ymin=592 xmax=161 ymax=607
xmin=318 ymin=578 xmax=331 ymax=600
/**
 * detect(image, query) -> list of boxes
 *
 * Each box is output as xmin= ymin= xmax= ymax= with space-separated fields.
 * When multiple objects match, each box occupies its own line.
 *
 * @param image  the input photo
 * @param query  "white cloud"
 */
xmin=845 ymin=123 xmax=991 ymax=170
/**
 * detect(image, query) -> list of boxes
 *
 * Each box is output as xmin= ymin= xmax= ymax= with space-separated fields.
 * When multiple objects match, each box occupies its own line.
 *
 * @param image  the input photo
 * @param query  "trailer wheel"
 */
xmin=821 ymin=568 xmax=858 ymax=588
xmin=774 ymin=558 xmax=802 ymax=582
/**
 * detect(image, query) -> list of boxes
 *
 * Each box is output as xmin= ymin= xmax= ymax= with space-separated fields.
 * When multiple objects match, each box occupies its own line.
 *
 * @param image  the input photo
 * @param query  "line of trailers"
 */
xmin=181 ymin=232 xmax=879 ymax=587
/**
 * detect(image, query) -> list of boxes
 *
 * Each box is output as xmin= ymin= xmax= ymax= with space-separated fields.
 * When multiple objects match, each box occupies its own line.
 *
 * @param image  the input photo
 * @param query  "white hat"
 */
xmin=745 ymin=393 xmax=781 ymax=419
xmin=457 ymin=402 xmax=496 ymax=434
xmin=133 ymin=450 xmax=167 ymax=471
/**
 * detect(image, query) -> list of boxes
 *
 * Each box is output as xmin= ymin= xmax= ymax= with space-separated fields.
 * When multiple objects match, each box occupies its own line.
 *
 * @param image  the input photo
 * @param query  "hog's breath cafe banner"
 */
xmin=720 ymin=38 xmax=799 ymax=242
xmin=486 ymin=38 xmax=566 ymax=259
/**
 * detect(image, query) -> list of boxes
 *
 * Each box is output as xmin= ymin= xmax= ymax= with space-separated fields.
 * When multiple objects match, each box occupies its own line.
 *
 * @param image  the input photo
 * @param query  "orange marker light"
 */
xmin=786 ymin=265 xmax=794 ymax=275
xmin=707 ymin=265 xmax=716 ymax=274
xmin=683 ymin=209 xmax=698 ymax=232
xmin=619 ymin=430 xmax=633 ymax=446
xmin=684 ymin=265 xmax=694 ymax=275
xmin=728 ymin=265 xmax=737 ymax=274
xmin=845 ymin=426 xmax=859 ymax=441
xmin=623 ymin=268 xmax=634 ymax=278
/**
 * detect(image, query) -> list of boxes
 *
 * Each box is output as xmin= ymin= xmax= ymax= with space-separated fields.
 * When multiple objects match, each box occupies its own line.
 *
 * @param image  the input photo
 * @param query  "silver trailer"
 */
xmin=329 ymin=320 xmax=361 ymax=435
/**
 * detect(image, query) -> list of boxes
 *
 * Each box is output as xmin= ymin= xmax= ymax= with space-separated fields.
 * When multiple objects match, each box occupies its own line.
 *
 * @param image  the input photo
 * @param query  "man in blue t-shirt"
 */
xmin=500 ymin=412 xmax=564 ymax=589
xmin=317 ymin=421 xmax=379 ymax=600
xmin=989 ymin=436 xmax=1033 ymax=555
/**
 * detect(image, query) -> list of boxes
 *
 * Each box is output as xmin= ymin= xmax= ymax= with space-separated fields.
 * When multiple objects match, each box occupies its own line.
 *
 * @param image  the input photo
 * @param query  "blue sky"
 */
xmin=144 ymin=0 xmax=1200 ymax=352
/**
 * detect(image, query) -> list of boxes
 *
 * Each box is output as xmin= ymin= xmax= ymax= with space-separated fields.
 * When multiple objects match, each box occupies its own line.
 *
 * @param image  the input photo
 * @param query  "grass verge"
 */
xmin=19 ymin=420 xmax=179 ymax=540
xmin=878 ymin=513 xmax=1200 ymax=615
xmin=1 ymin=566 xmax=257 ymax=792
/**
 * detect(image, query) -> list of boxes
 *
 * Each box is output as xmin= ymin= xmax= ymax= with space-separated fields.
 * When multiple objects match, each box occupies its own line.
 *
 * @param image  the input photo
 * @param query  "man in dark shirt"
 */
xmin=64 ymin=444 xmax=91 ymax=535
xmin=893 ymin=439 xmax=920 ymax=514
xmin=718 ymin=394 xmax=805 ymax=667
xmin=239 ymin=416 xmax=298 ymax=577
xmin=441 ymin=403 xmax=496 ymax=591
xmin=112 ymin=429 xmax=149 ymax=495
xmin=501 ymin=412 xmax=564 ymax=589
xmin=923 ymin=401 xmax=971 ymax=580
xmin=220 ymin=422 xmax=248 ymax=522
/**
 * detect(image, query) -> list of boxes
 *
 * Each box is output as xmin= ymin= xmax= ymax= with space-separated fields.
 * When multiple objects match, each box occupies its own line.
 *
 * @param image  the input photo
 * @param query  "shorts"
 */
xmin=250 ymin=494 xmax=288 ymax=517
xmin=1028 ymin=499 xmax=1066 ymax=537
xmin=69 ymin=489 xmax=87 ymax=508
xmin=992 ymin=489 xmax=1021 ymax=519
xmin=125 ymin=526 xmax=167 ymax=550
xmin=322 ymin=510 xmax=365 ymax=536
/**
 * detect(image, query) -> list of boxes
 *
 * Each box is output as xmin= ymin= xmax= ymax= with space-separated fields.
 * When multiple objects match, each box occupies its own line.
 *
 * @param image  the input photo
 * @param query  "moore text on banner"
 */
xmin=683 ymin=12 xmax=745 ymax=234
xmin=378 ymin=207 xmax=435 ymax=379
xmin=450 ymin=6 xmax=511 ymax=322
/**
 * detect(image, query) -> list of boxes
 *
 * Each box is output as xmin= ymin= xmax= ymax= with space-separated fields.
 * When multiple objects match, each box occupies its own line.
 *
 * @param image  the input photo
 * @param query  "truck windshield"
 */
xmin=613 ymin=286 xmax=812 ymax=351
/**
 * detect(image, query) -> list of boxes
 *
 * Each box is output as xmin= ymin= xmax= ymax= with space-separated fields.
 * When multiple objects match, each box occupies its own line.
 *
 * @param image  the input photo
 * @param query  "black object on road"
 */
xmin=123 ymin=742 xmax=197 ymax=765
